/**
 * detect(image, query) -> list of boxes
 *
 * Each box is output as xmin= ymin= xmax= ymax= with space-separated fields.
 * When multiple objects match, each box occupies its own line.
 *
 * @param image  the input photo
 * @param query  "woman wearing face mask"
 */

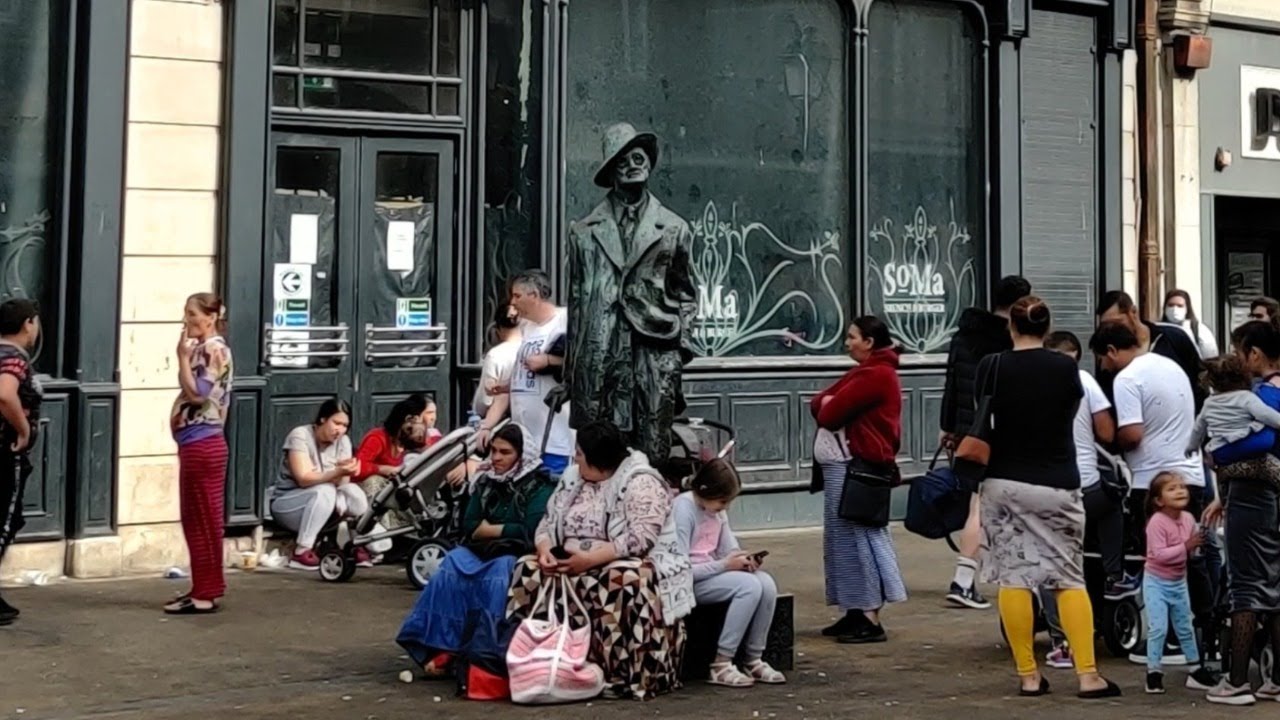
xmin=166 ymin=293 xmax=233 ymax=614
xmin=1163 ymin=289 xmax=1219 ymax=360
xmin=396 ymin=423 xmax=554 ymax=677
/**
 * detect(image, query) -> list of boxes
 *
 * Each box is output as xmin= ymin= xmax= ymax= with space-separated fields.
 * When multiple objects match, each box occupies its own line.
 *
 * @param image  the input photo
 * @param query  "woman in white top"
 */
xmin=472 ymin=303 xmax=521 ymax=417
xmin=1163 ymin=289 xmax=1219 ymax=360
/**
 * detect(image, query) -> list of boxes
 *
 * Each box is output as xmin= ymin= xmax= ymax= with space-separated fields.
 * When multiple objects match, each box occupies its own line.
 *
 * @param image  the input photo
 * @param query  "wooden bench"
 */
xmin=680 ymin=593 xmax=795 ymax=680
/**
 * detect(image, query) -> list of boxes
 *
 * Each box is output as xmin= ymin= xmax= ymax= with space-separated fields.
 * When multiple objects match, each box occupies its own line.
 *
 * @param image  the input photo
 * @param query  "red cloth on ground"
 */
xmin=809 ymin=347 xmax=903 ymax=465
xmin=178 ymin=435 xmax=229 ymax=601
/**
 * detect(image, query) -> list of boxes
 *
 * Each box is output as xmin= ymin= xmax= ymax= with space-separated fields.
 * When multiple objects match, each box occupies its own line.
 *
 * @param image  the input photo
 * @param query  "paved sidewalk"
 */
xmin=0 ymin=527 xmax=1263 ymax=720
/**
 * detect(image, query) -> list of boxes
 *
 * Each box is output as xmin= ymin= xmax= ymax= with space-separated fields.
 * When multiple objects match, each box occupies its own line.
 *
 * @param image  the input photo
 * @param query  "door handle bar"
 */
xmin=364 ymin=337 xmax=446 ymax=347
xmin=364 ymin=350 xmax=447 ymax=360
xmin=268 ymin=349 xmax=351 ymax=359
xmin=365 ymin=324 xmax=448 ymax=335
xmin=263 ymin=324 xmax=350 ymax=333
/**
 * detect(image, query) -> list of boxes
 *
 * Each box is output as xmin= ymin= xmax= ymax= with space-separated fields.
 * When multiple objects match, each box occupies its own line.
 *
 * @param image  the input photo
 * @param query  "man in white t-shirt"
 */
xmin=478 ymin=270 xmax=575 ymax=475
xmin=1090 ymin=321 xmax=1213 ymax=662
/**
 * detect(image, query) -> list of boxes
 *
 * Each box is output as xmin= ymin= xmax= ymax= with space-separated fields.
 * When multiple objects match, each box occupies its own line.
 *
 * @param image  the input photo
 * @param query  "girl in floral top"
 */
xmin=165 ymin=293 xmax=233 ymax=615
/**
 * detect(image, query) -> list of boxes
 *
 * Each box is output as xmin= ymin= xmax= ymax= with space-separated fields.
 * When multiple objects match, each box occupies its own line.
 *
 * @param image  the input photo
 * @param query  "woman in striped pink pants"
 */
xmin=165 ymin=293 xmax=233 ymax=615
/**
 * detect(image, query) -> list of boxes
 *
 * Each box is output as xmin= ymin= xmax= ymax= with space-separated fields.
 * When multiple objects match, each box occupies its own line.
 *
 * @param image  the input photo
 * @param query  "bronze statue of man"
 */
xmin=567 ymin=122 xmax=696 ymax=462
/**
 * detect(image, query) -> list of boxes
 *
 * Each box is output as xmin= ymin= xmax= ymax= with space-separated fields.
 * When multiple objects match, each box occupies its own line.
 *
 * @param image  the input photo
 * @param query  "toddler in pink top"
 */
xmin=1142 ymin=472 xmax=1219 ymax=694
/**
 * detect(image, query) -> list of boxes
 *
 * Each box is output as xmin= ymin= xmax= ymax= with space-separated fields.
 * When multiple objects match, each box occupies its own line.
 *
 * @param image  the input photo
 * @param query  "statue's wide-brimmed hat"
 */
xmin=593 ymin=122 xmax=659 ymax=188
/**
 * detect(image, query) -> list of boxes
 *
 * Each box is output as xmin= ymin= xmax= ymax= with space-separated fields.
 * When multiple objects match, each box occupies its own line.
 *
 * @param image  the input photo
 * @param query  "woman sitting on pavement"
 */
xmin=270 ymin=398 xmax=368 ymax=571
xmin=508 ymin=420 xmax=693 ymax=700
xmin=397 ymin=423 xmax=555 ymax=677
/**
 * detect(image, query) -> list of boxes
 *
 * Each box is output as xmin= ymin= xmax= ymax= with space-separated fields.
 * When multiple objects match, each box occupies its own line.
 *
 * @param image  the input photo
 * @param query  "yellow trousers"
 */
xmin=998 ymin=587 xmax=1097 ymax=676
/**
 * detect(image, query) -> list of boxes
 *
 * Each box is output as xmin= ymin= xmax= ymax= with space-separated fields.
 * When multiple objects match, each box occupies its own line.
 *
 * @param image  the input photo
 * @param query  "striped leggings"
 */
xmin=178 ymin=435 xmax=229 ymax=601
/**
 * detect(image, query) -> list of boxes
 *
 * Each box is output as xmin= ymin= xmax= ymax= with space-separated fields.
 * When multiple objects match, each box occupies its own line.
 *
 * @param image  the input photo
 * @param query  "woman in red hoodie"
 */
xmin=810 ymin=315 xmax=906 ymax=644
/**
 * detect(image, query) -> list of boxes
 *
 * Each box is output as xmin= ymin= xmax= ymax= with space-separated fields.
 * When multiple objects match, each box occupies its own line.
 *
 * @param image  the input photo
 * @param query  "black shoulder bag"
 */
xmin=837 ymin=446 xmax=900 ymax=529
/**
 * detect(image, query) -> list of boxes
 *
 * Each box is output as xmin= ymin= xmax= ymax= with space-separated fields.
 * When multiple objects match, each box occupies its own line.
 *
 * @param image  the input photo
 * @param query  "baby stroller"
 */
xmin=313 ymin=425 xmax=486 ymax=585
xmin=997 ymin=446 xmax=1146 ymax=658
xmin=660 ymin=416 xmax=738 ymax=490
xmin=1085 ymin=446 xmax=1147 ymax=658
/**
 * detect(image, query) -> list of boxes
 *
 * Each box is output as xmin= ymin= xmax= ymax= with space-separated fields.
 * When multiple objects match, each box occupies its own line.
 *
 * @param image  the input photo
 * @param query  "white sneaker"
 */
xmin=1206 ymin=678 xmax=1257 ymax=706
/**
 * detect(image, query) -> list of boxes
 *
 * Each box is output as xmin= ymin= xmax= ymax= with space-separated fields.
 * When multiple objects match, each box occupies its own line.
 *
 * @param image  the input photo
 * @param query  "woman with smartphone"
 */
xmin=509 ymin=420 xmax=692 ymax=700
xmin=673 ymin=458 xmax=786 ymax=687
xmin=165 ymin=293 xmax=233 ymax=615
xmin=810 ymin=316 xmax=907 ymax=644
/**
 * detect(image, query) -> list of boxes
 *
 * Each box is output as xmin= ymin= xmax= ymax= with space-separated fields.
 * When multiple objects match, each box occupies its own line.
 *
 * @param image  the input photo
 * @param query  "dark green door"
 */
xmin=261 ymin=133 xmax=455 ymax=475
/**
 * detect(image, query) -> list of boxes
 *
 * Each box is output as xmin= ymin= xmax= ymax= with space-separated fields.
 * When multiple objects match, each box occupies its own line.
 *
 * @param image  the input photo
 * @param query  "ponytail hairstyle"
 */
xmin=690 ymin=458 xmax=742 ymax=502
xmin=851 ymin=315 xmax=895 ymax=350
xmin=1009 ymin=295 xmax=1052 ymax=338
xmin=187 ymin=292 xmax=228 ymax=336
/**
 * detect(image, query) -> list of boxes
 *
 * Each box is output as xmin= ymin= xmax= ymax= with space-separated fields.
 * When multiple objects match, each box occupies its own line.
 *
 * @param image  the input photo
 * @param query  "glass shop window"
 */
xmin=564 ymin=0 xmax=851 ymax=358
xmin=271 ymin=0 xmax=462 ymax=117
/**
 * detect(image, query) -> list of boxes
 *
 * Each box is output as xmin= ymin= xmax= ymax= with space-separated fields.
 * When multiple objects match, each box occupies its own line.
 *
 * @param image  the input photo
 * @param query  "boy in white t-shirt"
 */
xmin=1039 ymin=331 xmax=1127 ymax=669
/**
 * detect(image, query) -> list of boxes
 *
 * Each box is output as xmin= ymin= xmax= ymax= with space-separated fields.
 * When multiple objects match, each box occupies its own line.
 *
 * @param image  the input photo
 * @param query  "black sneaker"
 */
xmin=821 ymin=611 xmax=866 ymax=638
xmin=1187 ymin=667 xmax=1220 ymax=691
xmin=838 ymin=623 xmax=887 ymax=644
xmin=1146 ymin=672 xmax=1165 ymax=694
xmin=946 ymin=582 xmax=991 ymax=609
xmin=1104 ymin=574 xmax=1141 ymax=601
xmin=0 ymin=595 xmax=17 ymax=622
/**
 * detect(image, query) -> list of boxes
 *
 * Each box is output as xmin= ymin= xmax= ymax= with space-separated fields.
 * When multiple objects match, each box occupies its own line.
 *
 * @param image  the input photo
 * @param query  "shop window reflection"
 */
xmin=481 ymin=0 xmax=544 ymax=347
xmin=565 ymin=0 xmax=850 ymax=358
xmin=0 ymin=2 xmax=67 ymax=373
xmin=865 ymin=0 xmax=984 ymax=356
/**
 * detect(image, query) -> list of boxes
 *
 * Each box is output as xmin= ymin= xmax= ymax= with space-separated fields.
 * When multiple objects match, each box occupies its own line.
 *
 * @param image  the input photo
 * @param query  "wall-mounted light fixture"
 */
xmin=1173 ymin=34 xmax=1213 ymax=75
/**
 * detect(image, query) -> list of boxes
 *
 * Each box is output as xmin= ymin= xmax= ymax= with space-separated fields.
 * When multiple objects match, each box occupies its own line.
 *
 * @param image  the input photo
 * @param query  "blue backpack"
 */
xmin=905 ymin=448 xmax=972 ymax=540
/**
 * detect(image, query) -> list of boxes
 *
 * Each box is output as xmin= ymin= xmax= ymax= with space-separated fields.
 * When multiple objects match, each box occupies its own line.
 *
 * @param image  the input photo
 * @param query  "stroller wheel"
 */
xmin=318 ymin=549 xmax=356 ymax=583
xmin=1101 ymin=598 xmax=1143 ymax=658
xmin=407 ymin=539 xmax=450 ymax=590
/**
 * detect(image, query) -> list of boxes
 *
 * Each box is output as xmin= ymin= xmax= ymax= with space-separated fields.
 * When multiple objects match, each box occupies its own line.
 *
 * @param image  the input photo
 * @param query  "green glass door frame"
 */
xmin=351 ymin=136 xmax=457 ymax=427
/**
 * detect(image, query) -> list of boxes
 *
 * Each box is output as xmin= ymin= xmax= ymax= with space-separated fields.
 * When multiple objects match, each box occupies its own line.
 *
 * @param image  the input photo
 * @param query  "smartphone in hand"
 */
xmin=750 ymin=550 xmax=769 ymax=564
xmin=550 ymin=545 xmax=571 ymax=560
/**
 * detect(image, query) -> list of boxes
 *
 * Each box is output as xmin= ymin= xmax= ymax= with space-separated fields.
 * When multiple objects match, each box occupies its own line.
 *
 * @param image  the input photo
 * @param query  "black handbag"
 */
xmin=838 ymin=457 xmax=899 ymax=528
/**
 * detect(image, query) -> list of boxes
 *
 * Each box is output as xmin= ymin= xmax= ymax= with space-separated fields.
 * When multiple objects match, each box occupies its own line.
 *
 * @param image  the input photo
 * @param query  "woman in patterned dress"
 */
xmin=165 ymin=293 xmax=233 ymax=615
xmin=507 ymin=420 xmax=693 ymax=700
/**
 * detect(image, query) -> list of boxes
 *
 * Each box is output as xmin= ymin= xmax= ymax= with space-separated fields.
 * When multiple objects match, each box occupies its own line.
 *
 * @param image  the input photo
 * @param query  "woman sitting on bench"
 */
xmin=397 ymin=423 xmax=554 ymax=677
xmin=509 ymin=420 xmax=692 ymax=700
xmin=673 ymin=458 xmax=786 ymax=688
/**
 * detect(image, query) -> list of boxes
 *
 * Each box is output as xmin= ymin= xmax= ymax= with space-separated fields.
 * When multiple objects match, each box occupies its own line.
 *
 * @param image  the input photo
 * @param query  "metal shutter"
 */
xmin=1021 ymin=10 xmax=1098 ymax=347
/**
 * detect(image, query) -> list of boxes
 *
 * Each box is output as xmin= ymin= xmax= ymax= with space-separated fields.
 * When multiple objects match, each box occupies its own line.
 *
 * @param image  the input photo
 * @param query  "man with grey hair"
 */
xmin=477 ymin=269 xmax=574 ymax=475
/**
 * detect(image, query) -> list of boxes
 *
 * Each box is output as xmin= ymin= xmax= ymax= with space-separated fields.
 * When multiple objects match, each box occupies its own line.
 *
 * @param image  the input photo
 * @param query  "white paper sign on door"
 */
xmin=289 ymin=214 xmax=319 ymax=265
xmin=386 ymin=221 xmax=416 ymax=272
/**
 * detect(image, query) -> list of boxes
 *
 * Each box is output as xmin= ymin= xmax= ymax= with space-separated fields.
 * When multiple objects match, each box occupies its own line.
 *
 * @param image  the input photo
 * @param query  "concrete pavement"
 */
xmin=0 ymin=527 xmax=1263 ymax=720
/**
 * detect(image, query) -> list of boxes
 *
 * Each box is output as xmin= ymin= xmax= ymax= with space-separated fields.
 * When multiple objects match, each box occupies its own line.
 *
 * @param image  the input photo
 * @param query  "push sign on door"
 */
xmin=396 ymin=298 xmax=432 ymax=329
